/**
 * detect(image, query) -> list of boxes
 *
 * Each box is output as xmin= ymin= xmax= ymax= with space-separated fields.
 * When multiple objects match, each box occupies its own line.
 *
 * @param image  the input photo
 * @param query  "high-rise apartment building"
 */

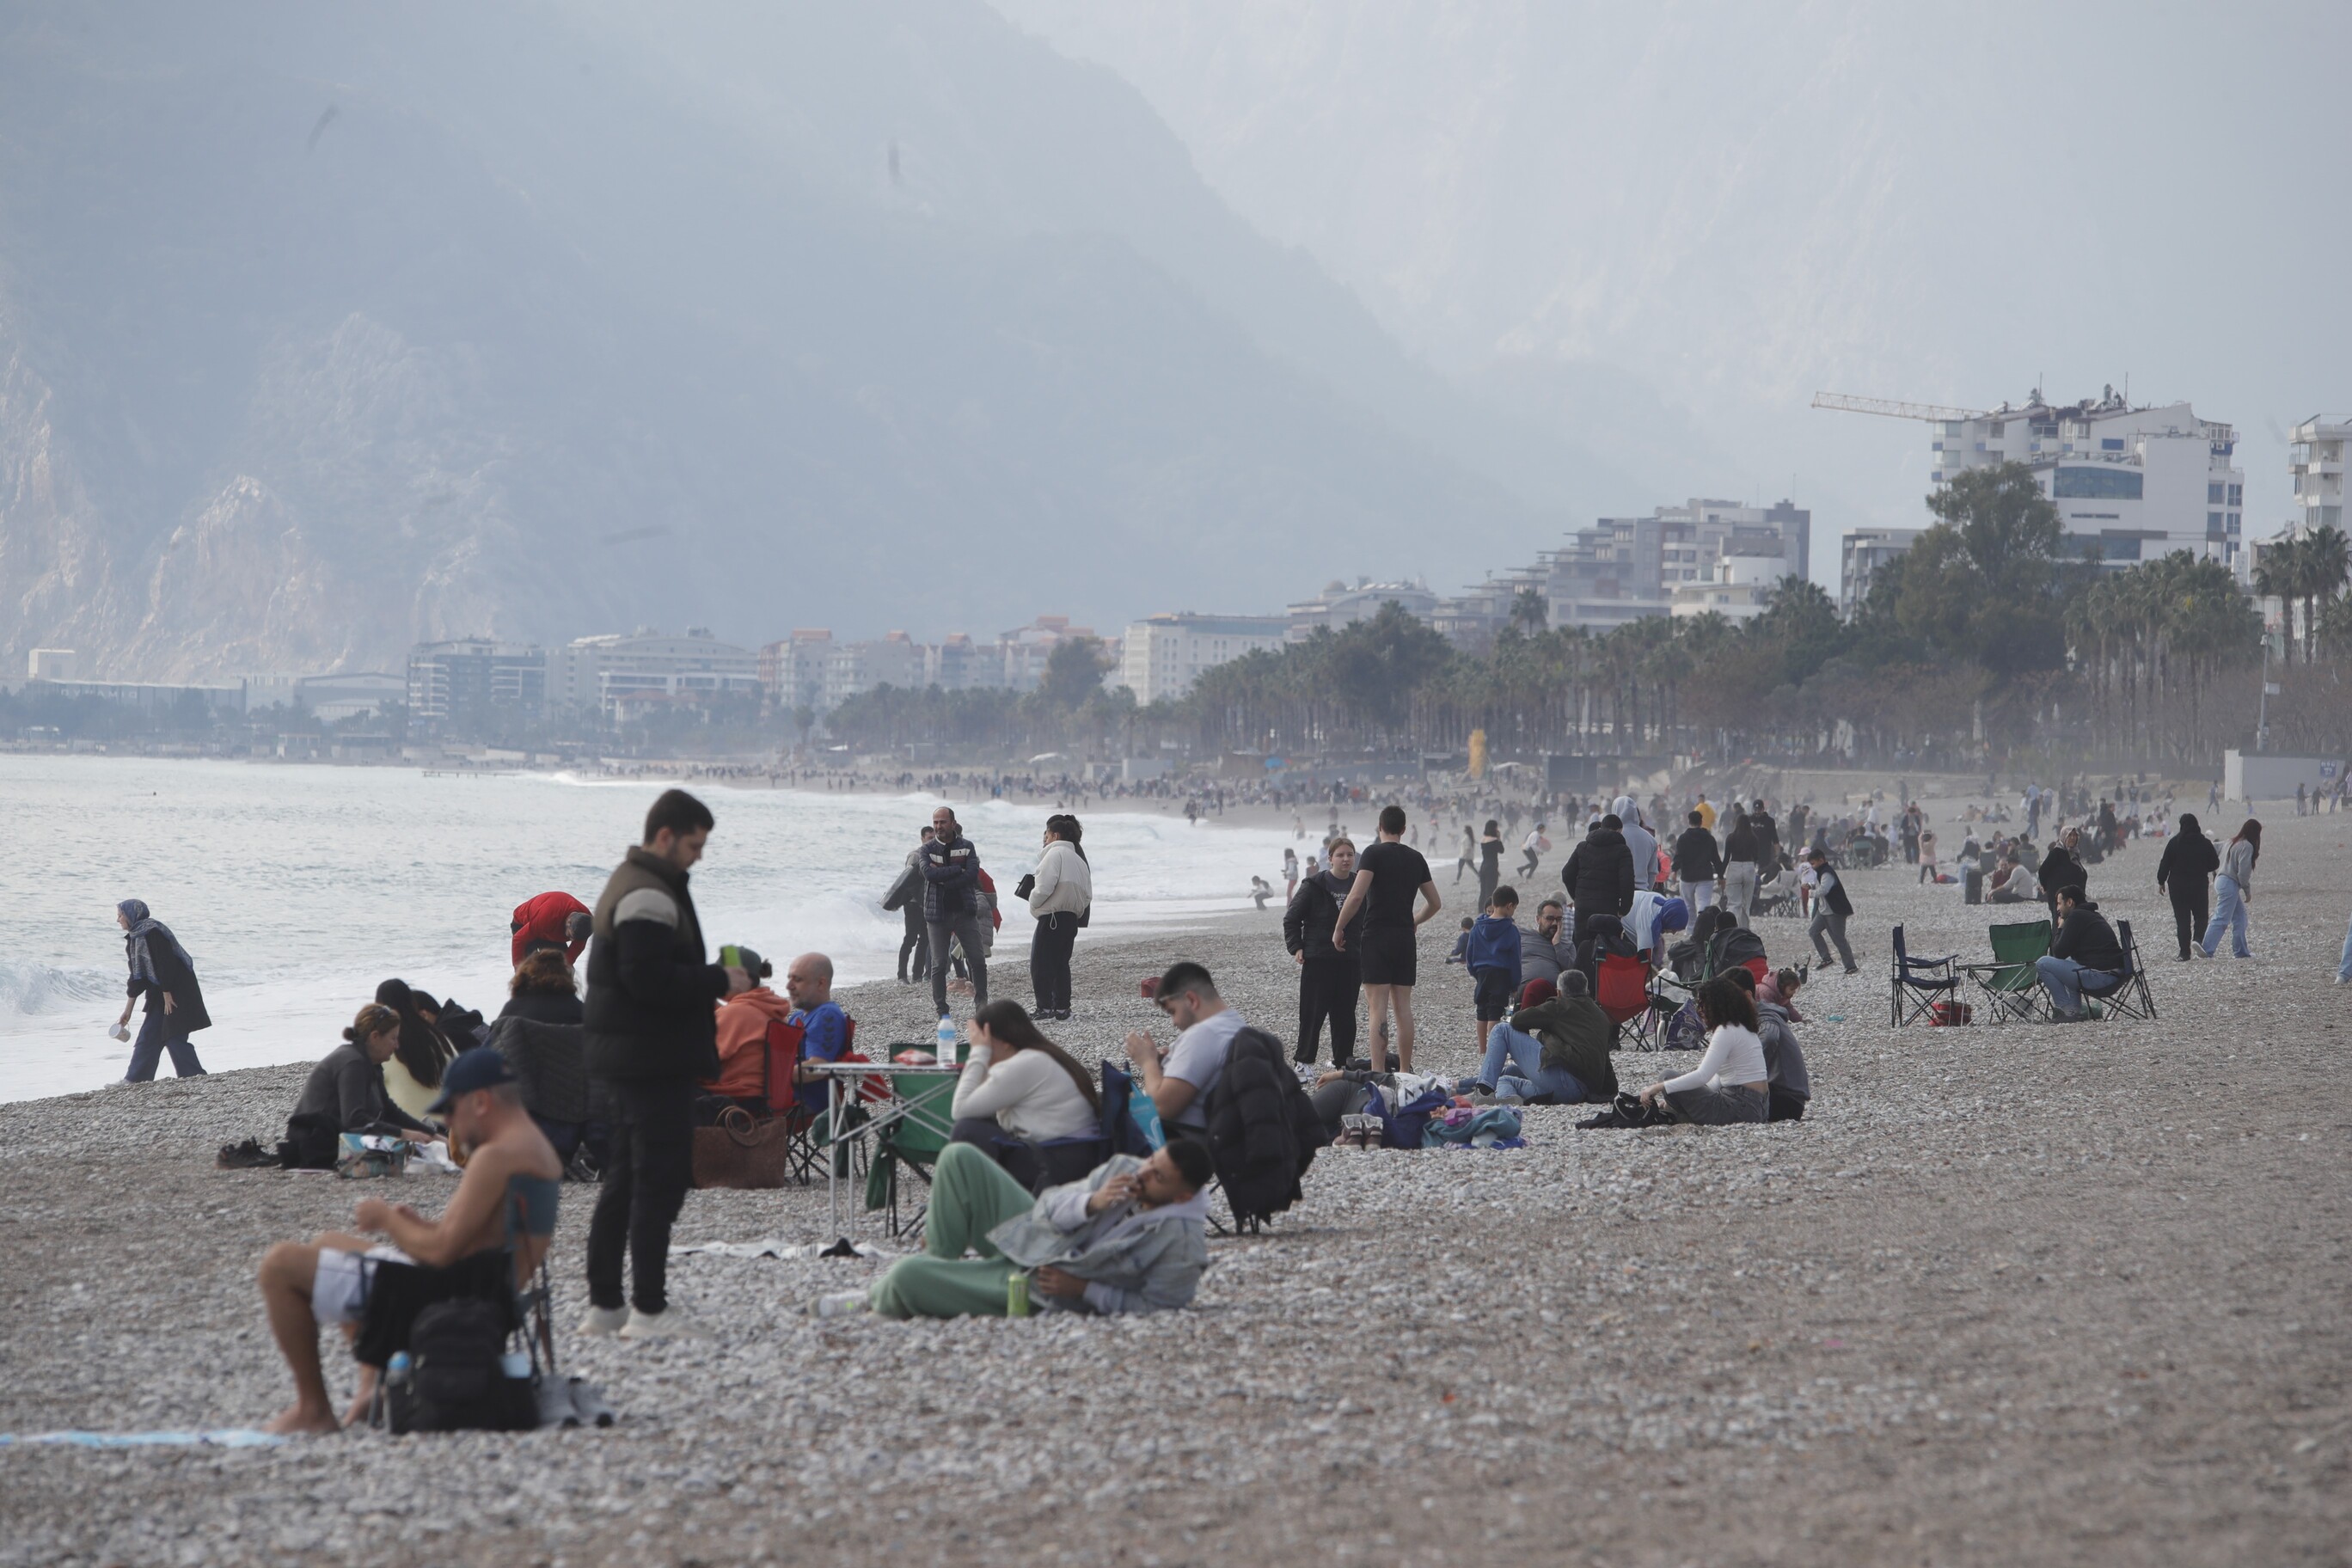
xmin=1926 ymin=388 xmax=2244 ymax=567
xmin=407 ymin=640 xmax=547 ymax=726
xmin=1840 ymin=528 xmax=1924 ymax=615
xmin=554 ymin=629 xmax=759 ymax=719
xmin=1118 ymin=613 xmax=1289 ymax=705
xmin=2287 ymin=413 xmax=2348 ymax=537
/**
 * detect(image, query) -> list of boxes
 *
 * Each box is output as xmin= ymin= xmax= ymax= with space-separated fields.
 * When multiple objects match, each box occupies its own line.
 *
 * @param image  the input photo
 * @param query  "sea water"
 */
xmin=0 ymin=756 xmax=1295 ymax=1103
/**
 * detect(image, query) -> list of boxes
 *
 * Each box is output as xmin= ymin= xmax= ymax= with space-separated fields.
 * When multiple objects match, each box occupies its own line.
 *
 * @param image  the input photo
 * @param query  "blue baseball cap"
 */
xmin=425 ymin=1046 xmax=518 ymax=1115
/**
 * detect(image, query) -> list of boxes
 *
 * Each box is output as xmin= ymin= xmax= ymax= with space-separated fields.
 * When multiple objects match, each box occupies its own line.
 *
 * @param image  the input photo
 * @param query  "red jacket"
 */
xmin=511 ymin=891 xmax=591 ymax=969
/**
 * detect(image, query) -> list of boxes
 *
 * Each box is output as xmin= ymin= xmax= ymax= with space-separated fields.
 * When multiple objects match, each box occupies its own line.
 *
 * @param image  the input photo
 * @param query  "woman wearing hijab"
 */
xmin=113 ymin=899 xmax=211 ymax=1081
xmin=373 ymin=978 xmax=458 ymax=1122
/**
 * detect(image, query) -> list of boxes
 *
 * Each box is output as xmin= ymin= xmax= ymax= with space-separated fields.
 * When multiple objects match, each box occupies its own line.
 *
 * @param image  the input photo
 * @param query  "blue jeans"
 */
xmin=2200 ymin=874 xmax=2251 ymax=958
xmin=1474 ymin=1023 xmax=1587 ymax=1103
xmin=124 ymin=1008 xmax=205 ymax=1081
xmin=2337 ymin=906 xmax=2352 ymax=983
xmin=2036 ymin=956 xmax=2120 ymax=1018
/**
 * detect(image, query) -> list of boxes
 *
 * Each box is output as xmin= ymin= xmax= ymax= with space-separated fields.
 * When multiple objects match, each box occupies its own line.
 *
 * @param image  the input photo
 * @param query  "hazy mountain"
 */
xmin=992 ymin=0 xmax=2352 ymax=548
xmin=0 ymin=0 xmax=1645 ymax=681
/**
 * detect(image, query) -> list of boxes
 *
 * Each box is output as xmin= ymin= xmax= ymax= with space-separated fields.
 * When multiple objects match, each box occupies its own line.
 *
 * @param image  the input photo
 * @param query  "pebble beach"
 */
xmin=3 ymin=805 xmax=2349 ymax=1566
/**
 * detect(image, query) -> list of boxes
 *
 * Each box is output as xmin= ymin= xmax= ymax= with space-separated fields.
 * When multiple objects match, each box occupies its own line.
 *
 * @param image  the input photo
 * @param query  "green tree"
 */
xmin=1898 ymin=460 xmax=2067 ymax=678
xmin=1038 ymin=634 xmax=1111 ymax=710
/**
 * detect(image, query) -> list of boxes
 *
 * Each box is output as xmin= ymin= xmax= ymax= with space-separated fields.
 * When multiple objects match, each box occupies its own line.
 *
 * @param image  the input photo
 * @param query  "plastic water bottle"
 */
xmin=935 ymin=1014 xmax=958 ymax=1066
xmin=382 ymin=1351 xmax=412 ymax=1425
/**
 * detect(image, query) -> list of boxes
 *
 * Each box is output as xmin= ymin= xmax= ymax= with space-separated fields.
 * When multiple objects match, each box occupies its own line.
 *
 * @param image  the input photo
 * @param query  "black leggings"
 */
xmin=1295 ymin=957 xmax=1360 ymax=1064
xmin=2169 ymin=887 xmax=2208 ymax=959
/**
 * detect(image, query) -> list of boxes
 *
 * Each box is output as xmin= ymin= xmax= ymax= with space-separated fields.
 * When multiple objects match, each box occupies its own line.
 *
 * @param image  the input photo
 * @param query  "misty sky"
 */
xmin=995 ymin=0 xmax=2352 ymax=573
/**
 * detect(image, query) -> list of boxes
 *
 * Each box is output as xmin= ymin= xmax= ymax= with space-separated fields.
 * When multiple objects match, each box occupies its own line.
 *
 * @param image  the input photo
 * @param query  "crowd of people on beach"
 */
xmin=87 ymin=765 xmax=2345 ymax=1435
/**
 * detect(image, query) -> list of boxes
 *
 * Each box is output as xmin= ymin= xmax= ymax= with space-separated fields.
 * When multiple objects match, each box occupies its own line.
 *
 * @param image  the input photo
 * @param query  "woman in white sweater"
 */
xmin=1635 ymin=977 xmax=1770 ymax=1125
xmin=949 ymin=999 xmax=1106 ymax=1188
xmin=1025 ymin=814 xmax=1093 ymax=1020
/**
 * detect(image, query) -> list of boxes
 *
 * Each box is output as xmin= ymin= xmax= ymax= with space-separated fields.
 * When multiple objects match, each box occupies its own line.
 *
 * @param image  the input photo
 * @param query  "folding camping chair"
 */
xmin=1596 ymin=952 xmax=1659 ymax=1049
xmin=1963 ymin=918 xmax=2053 ymax=1025
xmin=2087 ymin=919 xmax=2159 ymax=1021
xmin=866 ymin=1069 xmax=959 ymax=1238
xmin=1889 ymin=923 xmax=1961 ymax=1026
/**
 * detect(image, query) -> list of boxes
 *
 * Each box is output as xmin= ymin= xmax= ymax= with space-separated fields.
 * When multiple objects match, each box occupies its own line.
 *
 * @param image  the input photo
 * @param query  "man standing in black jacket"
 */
xmin=1672 ymin=811 xmax=1723 ymax=917
xmin=1283 ymin=837 xmax=1364 ymax=1066
xmin=580 ymin=789 xmax=750 ymax=1342
xmin=922 ymin=806 xmax=989 ymax=1019
xmin=1559 ymin=814 xmax=1636 ymax=974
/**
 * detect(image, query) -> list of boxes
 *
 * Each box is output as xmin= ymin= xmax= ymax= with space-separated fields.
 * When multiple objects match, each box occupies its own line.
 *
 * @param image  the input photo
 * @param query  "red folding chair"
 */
xmin=1596 ymin=952 xmax=1657 ymax=1048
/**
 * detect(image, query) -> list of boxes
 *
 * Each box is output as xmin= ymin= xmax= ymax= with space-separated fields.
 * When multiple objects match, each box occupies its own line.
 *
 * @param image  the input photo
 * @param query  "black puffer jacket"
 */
xmin=1283 ymin=870 xmax=1364 ymax=962
xmin=584 ymin=848 xmax=727 ymax=1081
xmin=1671 ymin=825 xmax=1723 ymax=883
xmin=1559 ymin=827 xmax=1635 ymax=916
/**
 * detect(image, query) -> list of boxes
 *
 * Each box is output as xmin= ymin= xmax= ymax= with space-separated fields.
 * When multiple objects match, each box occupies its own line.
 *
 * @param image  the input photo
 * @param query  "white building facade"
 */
xmin=2287 ymin=413 xmax=2348 ymax=537
xmin=1118 ymin=613 xmax=1289 ymax=705
xmin=1840 ymin=528 xmax=1924 ymax=615
xmin=555 ymin=629 xmax=760 ymax=719
xmin=1285 ymin=579 xmax=1438 ymax=641
xmin=1927 ymin=388 xmax=2245 ymax=567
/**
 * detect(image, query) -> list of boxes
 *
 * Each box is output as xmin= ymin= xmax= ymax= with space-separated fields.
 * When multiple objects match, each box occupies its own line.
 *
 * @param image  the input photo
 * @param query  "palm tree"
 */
xmin=2296 ymin=524 xmax=2349 ymax=665
xmin=1509 ymin=585 xmax=1548 ymax=638
xmin=2251 ymin=536 xmax=2300 ymax=663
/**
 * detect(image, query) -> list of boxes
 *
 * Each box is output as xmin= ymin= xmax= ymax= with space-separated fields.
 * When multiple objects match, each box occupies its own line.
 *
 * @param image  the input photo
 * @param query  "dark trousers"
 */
xmin=1030 ymin=911 xmax=1079 ymax=1014
xmin=125 ymin=1008 xmax=205 ymax=1081
xmin=586 ymin=1075 xmax=694 ymax=1314
xmin=898 ymin=910 xmax=929 ymax=983
xmin=1295 ymin=956 xmax=1360 ymax=1064
xmin=2169 ymin=887 xmax=2208 ymax=959
xmin=928 ymin=914 xmax=989 ymax=1015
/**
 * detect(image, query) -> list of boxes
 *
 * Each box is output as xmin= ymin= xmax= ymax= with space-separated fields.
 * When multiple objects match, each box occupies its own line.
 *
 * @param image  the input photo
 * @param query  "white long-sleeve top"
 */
xmin=952 ymin=1048 xmax=1099 ymax=1141
xmin=1027 ymin=840 xmax=1093 ymax=917
xmin=1662 ymin=1023 xmax=1768 ymax=1094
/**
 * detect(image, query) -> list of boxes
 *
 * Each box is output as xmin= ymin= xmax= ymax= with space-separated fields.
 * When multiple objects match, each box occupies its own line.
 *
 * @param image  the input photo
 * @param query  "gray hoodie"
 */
xmin=987 ymin=1154 xmax=1210 ymax=1315
xmin=1613 ymin=795 xmax=1660 ymax=890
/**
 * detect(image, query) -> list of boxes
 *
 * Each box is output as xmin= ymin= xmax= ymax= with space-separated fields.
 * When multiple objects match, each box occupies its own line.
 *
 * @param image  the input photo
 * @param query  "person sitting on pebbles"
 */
xmin=255 ymin=1048 xmax=561 ymax=1435
xmin=809 ymin=1138 xmax=1214 ymax=1320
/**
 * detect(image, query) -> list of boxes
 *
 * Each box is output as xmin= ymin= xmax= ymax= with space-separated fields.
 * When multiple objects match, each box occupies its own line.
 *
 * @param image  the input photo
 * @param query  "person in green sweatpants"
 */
xmin=867 ymin=1142 xmax=1038 ymax=1318
xmin=823 ymin=1139 xmax=1216 ymax=1320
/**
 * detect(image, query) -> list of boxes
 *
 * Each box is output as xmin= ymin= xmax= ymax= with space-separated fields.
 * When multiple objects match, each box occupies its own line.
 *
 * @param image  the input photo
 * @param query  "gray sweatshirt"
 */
xmin=2220 ymin=838 xmax=2257 ymax=891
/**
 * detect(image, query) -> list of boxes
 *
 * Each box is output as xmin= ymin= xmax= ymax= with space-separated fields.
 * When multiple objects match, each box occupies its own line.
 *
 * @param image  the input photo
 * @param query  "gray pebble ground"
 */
xmin=3 ymin=801 xmax=2349 ymax=1566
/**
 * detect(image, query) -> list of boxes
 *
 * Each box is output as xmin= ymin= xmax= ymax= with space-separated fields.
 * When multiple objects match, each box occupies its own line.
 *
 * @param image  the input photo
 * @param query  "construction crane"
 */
xmin=1811 ymin=391 xmax=1988 ymax=424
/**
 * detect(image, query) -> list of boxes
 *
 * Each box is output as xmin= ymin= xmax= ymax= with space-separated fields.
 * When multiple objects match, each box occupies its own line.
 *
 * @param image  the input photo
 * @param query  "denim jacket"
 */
xmin=986 ymin=1154 xmax=1211 ymax=1314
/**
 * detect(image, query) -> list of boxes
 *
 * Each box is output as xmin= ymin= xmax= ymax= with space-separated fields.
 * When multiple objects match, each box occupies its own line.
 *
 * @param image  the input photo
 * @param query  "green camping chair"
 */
xmin=862 ymin=1070 xmax=959 ymax=1238
xmin=1965 ymin=919 xmax=2054 ymax=1025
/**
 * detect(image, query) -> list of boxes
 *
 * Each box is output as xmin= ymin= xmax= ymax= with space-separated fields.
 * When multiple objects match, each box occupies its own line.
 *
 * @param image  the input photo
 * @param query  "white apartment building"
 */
xmin=1927 ymin=387 xmax=2245 ymax=567
xmin=2287 ymin=413 xmax=2348 ymax=536
xmin=821 ymin=632 xmax=925 ymax=708
xmin=1285 ymin=578 xmax=1438 ymax=641
xmin=1448 ymin=499 xmax=1810 ymax=639
xmin=1669 ymin=552 xmax=1785 ymax=623
xmin=554 ymin=629 xmax=759 ymax=718
xmin=758 ymin=630 xmax=834 ymax=714
xmin=1118 ymin=613 xmax=1289 ymax=705
xmin=1841 ymin=528 xmax=1924 ymax=615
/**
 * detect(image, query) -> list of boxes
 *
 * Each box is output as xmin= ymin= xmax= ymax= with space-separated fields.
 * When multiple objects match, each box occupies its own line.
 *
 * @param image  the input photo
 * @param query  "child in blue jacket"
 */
xmin=1467 ymin=887 xmax=1523 ymax=1054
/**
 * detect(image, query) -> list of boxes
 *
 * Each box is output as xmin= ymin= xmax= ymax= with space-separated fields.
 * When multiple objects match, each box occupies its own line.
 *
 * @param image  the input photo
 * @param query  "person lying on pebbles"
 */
xmin=810 ymin=1139 xmax=1214 ymax=1320
xmin=256 ymin=1049 xmax=561 ymax=1435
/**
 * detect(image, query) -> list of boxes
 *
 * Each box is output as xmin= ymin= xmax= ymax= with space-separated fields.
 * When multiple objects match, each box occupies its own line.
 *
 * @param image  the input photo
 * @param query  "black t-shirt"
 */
xmin=1357 ymin=841 xmax=1434 ymax=928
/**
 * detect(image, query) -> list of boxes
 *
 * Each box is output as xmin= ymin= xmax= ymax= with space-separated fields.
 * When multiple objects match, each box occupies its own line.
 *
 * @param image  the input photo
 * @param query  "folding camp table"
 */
xmin=806 ymin=1060 xmax=961 ymax=1239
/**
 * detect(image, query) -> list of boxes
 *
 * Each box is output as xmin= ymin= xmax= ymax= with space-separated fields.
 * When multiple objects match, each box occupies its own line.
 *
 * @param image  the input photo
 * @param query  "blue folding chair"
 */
xmin=1890 ymin=923 xmax=1961 ymax=1026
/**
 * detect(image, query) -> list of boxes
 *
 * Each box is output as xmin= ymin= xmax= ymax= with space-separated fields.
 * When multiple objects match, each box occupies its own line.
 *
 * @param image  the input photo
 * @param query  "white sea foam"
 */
xmin=0 ymin=756 xmax=1293 ymax=1102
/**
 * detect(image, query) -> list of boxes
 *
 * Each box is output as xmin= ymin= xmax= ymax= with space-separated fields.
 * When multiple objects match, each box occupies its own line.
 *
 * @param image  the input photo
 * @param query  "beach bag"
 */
xmin=1663 ymin=1000 xmax=1707 ymax=1051
xmin=1928 ymin=1000 xmax=1973 ymax=1026
xmin=387 ymin=1299 xmax=538 ymax=1435
xmin=691 ymin=1104 xmax=797 ymax=1190
xmin=1099 ymin=1061 xmax=1162 ymax=1155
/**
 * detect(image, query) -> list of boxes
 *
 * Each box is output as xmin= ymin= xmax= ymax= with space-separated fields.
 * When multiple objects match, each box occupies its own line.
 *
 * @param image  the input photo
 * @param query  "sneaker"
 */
xmin=619 ymin=1305 xmax=712 ymax=1340
xmin=808 ymin=1291 xmax=872 ymax=1320
xmin=577 ymin=1305 xmax=630 ymax=1338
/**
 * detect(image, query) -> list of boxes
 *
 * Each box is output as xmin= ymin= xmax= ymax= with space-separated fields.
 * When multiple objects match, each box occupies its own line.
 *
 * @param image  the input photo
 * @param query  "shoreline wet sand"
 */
xmin=2 ymin=812 xmax=2348 ymax=1565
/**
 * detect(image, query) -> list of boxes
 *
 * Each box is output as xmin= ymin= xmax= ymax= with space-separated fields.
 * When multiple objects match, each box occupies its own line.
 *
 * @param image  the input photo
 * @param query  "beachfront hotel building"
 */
xmin=553 ymin=628 xmax=760 ymax=719
xmin=1926 ymin=387 xmax=2245 ymax=568
xmin=1284 ymin=578 xmax=1439 ymax=641
xmin=1118 ymin=612 xmax=1289 ymax=705
xmin=406 ymin=640 xmax=547 ymax=726
xmin=1438 ymin=499 xmax=1812 ymax=641
xmin=2286 ymin=413 xmax=2348 ymax=538
xmin=1840 ymin=528 xmax=1923 ymax=616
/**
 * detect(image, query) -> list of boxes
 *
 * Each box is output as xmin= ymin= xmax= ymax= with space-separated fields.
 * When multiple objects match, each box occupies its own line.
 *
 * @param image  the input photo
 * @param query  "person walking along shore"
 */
xmin=2155 ymin=813 xmax=2219 ymax=961
xmin=113 ymin=899 xmax=209 ymax=1081
xmin=2198 ymin=819 xmax=2261 ymax=959
xmin=923 ymin=806 xmax=990 ymax=1018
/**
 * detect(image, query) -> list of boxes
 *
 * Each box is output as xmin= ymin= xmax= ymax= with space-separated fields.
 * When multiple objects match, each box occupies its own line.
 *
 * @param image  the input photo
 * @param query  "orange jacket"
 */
xmin=706 ymin=985 xmax=797 ymax=1099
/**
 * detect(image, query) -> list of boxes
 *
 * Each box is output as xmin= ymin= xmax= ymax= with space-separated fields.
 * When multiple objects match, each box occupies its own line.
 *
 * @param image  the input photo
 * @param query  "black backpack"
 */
xmin=385 ymin=1298 xmax=538 ymax=1434
xmin=1199 ymin=1026 xmax=1320 ymax=1227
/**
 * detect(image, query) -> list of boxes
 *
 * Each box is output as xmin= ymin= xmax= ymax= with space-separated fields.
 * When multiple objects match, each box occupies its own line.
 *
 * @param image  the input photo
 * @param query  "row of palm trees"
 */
xmin=2250 ymin=523 xmax=2350 ymax=663
xmin=2065 ymin=551 xmax=2263 ymax=763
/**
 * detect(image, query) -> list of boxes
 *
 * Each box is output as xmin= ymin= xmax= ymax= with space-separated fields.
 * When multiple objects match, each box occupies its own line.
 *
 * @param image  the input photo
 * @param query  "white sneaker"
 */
xmin=577 ymin=1305 xmax=630 ymax=1338
xmin=619 ymin=1305 xmax=712 ymax=1340
xmin=808 ymin=1290 xmax=872 ymax=1320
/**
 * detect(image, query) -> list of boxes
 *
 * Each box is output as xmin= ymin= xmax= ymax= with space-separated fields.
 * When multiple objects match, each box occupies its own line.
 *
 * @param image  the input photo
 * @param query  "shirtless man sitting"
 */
xmin=258 ymin=1047 xmax=562 ymax=1435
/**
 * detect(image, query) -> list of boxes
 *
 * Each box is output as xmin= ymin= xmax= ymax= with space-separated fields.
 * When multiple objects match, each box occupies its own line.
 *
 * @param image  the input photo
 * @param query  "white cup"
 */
xmin=108 ymin=1023 xmax=131 ymax=1042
